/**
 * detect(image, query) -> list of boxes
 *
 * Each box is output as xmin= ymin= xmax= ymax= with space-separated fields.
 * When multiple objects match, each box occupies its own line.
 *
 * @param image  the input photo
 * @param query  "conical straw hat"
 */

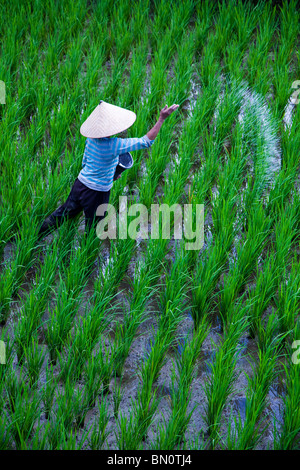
xmin=80 ymin=100 xmax=136 ymax=138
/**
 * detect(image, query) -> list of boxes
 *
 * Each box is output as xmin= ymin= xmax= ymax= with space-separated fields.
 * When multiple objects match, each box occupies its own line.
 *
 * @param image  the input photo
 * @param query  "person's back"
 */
xmin=78 ymin=134 xmax=154 ymax=192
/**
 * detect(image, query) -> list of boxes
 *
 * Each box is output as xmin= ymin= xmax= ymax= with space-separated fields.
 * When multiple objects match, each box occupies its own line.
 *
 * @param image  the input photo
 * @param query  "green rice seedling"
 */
xmin=203 ymin=298 xmax=249 ymax=449
xmin=193 ymin=1 xmax=215 ymax=54
xmin=57 ymin=333 xmax=91 ymax=385
xmin=81 ymin=299 xmax=115 ymax=349
xmin=6 ymin=380 xmax=42 ymax=449
xmin=113 ymin=242 xmax=172 ymax=378
xmin=181 ymin=431 xmax=207 ymax=450
xmin=276 ymin=259 xmax=300 ymax=338
xmin=0 ymin=213 xmax=13 ymax=258
xmin=0 ymin=411 xmax=12 ymax=450
xmin=139 ymin=310 xmax=180 ymax=378
xmin=102 ymin=56 xmax=129 ymax=103
xmin=45 ymin=420 xmax=67 ymax=450
xmin=272 ymin=52 xmax=294 ymax=121
xmin=273 ymin=206 xmax=299 ymax=275
xmin=112 ymin=9 xmax=137 ymax=59
xmin=190 ymin=161 xmax=241 ymax=325
xmin=4 ymin=365 xmax=25 ymax=415
xmin=219 ymin=207 xmax=272 ymax=328
xmin=59 ymin=297 xmax=116 ymax=384
xmin=198 ymin=37 xmax=221 ymax=88
xmin=153 ymin=406 xmax=196 ymax=451
xmin=211 ymin=186 xmax=240 ymax=240
xmin=112 ymin=257 xmax=160 ymax=373
xmin=170 ymin=32 xmax=195 ymax=105
xmin=271 ymin=2 xmax=299 ymax=119
xmin=213 ymin=77 xmax=246 ymax=146
xmin=127 ymin=257 xmax=161 ymax=312
xmin=222 ymin=40 xmax=245 ymax=81
xmin=190 ymin=241 xmax=228 ymax=329
xmin=119 ymin=42 xmax=149 ymax=109
xmin=212 ymin=0 xmax=237 ymax=60
xmin=232 ymin=0 xmax=260 ymax=52
xmin=13 ymin=242 xmax=62 ymax=364
xmin=14 ymin=313 xmax=41 ymax=366
xmin=88 ymin=394 xmax=111 ymax=450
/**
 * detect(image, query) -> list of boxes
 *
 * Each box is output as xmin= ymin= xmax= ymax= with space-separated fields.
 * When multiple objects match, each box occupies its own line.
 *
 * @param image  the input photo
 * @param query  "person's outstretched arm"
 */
xmin=146 ymin=104 xmax=179 ymax=140
xmin=110 ymin=104 xmax=180 ymax=157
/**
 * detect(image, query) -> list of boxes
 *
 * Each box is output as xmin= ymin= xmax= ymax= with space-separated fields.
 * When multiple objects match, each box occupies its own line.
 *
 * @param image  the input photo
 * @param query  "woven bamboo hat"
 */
xmin=80 ymin=100 xmax=136 ymax=138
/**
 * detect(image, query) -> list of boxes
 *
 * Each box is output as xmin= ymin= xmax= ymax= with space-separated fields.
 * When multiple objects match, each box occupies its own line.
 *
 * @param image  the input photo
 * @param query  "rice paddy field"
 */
xmin=0 ymin=0 xmax=300 ymax=451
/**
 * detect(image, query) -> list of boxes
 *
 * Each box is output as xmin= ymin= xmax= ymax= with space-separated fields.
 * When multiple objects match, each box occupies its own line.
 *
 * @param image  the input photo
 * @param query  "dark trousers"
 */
xmin=38 ymin=178 xmax=111 ymax=238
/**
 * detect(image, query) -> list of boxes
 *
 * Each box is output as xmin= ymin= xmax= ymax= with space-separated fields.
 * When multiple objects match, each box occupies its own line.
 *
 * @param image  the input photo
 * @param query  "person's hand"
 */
xmin=159 ymin=104 xmax=179 ymax=122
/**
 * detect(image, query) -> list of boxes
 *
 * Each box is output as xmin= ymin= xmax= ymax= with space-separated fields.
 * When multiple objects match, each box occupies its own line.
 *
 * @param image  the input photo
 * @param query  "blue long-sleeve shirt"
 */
xmin=78 ymin=135 xmax=155 ymax=191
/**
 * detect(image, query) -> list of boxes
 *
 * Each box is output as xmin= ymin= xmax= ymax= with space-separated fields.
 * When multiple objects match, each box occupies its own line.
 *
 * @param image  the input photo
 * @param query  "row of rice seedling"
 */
xmin=270 ymin=0 xmax=299 ymax=119
xmin=110 ymin=65 xmax=214 ymax=443
xmin=115 ymin=269 xmax=186 ymax=448
xmin=1 ymin=0 xmax=148 ymax=214
xmin=244 ymin=1 xmax=278 ymax=96
xmin=274 ymin=341 xmax=300 ymax=450
xmin=95 ymin=8 xmax=198 ymax=303
xmin=111 ymin=7 xmax=197 ymax=208
xmin=223 ymin=1 xmax=260 ymax=78
xmin=151 ymin=313 xmax=210 ymax=449
xmin=43 ymin=226 xmax=102 ymax=371
xmin=226 ymin=331 xmax=286 ymax=449
xmin=207 ymin=85 xmax=298 ymax=451
xmin=203 ymin=297 xmax=249 ymax=449
xmin=111 ymin=43 xmax=239 ymax=447
xmin=0 ymin=143 xmax=79 ymax=320
xmin=185 ymin=4 xmax=298 ymax=448
xmin=189 ymin=82 xmax=248 ymax=329
xmin=12 ymin=230 xmax=71 ymax=367
xmin=248 ymin=195 xmax=300 ymax=342
xmin=0 ymin=215 xmax=41 ymax=323
xmin=45 ymin=5 xmax=197 ymax=420
xmin=138 ymin=37 xmax=196 ymax=207
xmin=111 ymin=239 xmax=166 ymax=379
xmin=0 ymin=0 xmax=156 ymax=327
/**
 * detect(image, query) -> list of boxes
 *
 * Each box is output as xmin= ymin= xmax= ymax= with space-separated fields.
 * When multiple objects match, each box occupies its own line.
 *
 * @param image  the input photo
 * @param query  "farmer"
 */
xmin=38 ymin=100 xmax=179 ymax=239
